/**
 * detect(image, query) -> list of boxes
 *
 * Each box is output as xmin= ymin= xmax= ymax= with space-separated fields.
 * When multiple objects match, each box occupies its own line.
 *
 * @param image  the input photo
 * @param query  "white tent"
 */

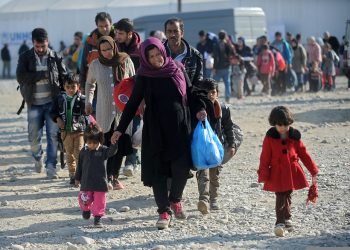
xmin=0 ymin=0 xmax=349 ymax=77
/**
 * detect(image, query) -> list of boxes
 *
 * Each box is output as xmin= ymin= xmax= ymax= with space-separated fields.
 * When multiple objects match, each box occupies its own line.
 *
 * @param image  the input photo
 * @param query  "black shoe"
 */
xmin=82 ymin=210 xmax=91 ymax=220
xmin=69 ymin=177 xmax=75 ymax=185
xmin=94 ymin=216 xmax=103 ymax=227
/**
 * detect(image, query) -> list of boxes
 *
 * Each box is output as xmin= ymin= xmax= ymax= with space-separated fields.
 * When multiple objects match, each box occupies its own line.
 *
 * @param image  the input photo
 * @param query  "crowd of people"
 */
xmin=15 ymin=11 xmax=328 ymax=236
xmin=196 ymin=29 xmax=350 ymax=100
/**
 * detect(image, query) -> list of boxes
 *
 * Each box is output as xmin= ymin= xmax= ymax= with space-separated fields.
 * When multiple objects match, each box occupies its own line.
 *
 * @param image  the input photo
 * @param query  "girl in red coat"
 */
xmin=257 ymin=106 xmax=318 ymax=237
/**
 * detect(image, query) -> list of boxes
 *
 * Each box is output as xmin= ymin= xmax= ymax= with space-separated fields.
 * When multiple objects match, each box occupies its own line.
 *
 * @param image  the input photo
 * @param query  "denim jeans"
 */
xmin=27 ymin=102 xmax=58 ymax=168
xmin=296 ymin=72 xmax=304 ymax=90
xmin=204 ymin=68 xmax=212 ymax=78
xmin=213 ymin=68 xmax=231 ymax=98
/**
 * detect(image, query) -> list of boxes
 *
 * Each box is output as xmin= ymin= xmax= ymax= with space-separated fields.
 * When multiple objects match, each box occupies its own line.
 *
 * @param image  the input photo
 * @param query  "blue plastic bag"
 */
xmin=191 ymin=118 xmax=224 ymax=170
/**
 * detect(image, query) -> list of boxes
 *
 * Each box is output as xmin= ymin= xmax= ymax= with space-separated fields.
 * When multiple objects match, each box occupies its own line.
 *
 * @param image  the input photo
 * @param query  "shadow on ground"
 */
xmin=295 ymin=108 xmax=350 ymax=124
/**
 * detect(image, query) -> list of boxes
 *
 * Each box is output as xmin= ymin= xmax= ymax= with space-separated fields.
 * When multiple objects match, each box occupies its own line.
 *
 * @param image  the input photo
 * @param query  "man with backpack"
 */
xmin=16 ymin=28 xmax=67 ymax=179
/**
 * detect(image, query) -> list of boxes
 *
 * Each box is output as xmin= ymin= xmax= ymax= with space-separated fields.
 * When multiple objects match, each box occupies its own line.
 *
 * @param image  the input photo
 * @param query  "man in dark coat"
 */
xmin=163 ymin=17 xmax=203 ymax=85
xmin=323 ymin=31 xmax=340 ymax=55
xmin=16 ymin=28 xmax=67 ymax=178
xmin=1 ymin=43 xmax=11 ymax=78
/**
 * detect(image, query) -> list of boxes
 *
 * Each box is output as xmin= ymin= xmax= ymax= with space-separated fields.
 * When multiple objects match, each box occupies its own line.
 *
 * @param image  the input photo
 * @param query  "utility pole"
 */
xmin=177 ymin=0 xmax=182 ymax=13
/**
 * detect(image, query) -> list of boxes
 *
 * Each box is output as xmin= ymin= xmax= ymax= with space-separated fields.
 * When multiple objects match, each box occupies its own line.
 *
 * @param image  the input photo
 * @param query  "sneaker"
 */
xmin=94 ymin=216 xmax=103 ymax=227
xmin=285 ymin=219 xmax=294 ymax=232
xmin=210 ymin=200 xmax=220 ymax=210
xmin=170 ymin=201 xmax=187 ymax=219
xmin=46 ymin=168 xmax=59 ymax=179
xmin=197 ymin=200 xmax=209 ymax=215
xmin=112 ymin=179 xmax=124 ymax=190
xmin=274 ymin=223 xmax=286 ymax=237
xmin=156 ymin=212 xmax=171 ymax=230
xmin=123 ymin=165 xmax=134 ymax=177
xmin=69 ymin=176 xmax=75 ymax=185
xmin=82 ymin=211 xmax=91 ymax=220
xmin=34 ymin=159 xmax=44 ymax=173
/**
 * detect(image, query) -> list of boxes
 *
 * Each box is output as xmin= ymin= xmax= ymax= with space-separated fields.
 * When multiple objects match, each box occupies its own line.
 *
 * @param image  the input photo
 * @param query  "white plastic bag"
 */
xmin=205 ymin=54 xmax=214 ymax=69
xmin=132 ymin=119 xmax=143 ymax=148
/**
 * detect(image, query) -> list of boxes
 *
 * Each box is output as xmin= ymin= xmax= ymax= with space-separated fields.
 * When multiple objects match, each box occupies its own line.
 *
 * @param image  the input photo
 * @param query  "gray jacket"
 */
xmin=75 ymin=143 xmax=118 ymax=192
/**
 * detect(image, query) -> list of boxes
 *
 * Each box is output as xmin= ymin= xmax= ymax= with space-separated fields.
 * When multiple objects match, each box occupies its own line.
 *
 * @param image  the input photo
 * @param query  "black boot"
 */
xmin=82 ymin=210 xmax=91 ymax=220
xmin=94 ymin=216 xmax=103 ymax=227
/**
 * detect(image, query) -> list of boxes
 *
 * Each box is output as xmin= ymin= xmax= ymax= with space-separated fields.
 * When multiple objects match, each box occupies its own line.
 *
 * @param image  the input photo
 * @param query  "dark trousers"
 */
xmin=276 ymin=70 xmax=287 ymax=94
xmin=152 ymin=153 xmax=190 ymax=214
xmin=275 ymin=190 xmax=292 ymax=225
xmin=104 ymin=126 xmax=123 ymax=181
xmin=243 ymin=74 xmax=251 ymax=95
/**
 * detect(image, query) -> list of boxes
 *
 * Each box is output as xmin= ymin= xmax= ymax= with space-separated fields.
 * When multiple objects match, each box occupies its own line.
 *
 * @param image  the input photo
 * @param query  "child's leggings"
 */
xmin=78 ymin=191 xmax=106 ymax=217
xmin=275 ymin=190 xmax=292 ymax=225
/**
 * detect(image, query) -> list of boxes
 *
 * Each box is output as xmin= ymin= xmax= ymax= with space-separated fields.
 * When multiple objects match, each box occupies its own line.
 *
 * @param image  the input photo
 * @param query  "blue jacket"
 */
xmin=271 ymin=39 xmax=292 ymax=65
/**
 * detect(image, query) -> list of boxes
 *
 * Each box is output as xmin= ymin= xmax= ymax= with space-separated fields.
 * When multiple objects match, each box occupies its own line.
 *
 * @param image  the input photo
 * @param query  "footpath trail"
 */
xmin=0 ymin=78 xmax=349 ymax=250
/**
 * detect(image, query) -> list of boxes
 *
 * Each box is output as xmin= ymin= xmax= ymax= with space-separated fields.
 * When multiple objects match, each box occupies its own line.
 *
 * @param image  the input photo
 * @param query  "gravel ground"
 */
xmin=0 ymin=77 xmax=349 ymax=250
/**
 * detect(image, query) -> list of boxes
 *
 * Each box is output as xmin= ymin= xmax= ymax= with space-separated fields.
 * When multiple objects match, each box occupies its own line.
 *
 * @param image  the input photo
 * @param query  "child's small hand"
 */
xmin=229 ymin=147 xmax=236 ymax=157
xmin=85 ymin=103 xmax=93 ymax=115
xmin=111 ymin=131 xmax=122 ymax=144
xmin=57 ymin=118 xmax=65 ymax=129
xmin=74 ymin=180 xmax=80 ymax=188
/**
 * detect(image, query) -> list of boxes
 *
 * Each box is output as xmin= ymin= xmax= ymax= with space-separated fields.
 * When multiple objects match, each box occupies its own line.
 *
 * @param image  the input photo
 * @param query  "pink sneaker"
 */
xmin=170 ymin=201 xmax=187 ymax=219
xmin=156 ymin=212 xmax=171 ymax=230
xmin=112 ymin=179 xmax=124 ymax=190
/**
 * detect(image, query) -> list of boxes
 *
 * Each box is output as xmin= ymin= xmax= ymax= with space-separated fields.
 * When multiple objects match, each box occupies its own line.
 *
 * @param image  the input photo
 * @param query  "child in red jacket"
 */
xmin=257 ymin=106 xmax=318 ymax=237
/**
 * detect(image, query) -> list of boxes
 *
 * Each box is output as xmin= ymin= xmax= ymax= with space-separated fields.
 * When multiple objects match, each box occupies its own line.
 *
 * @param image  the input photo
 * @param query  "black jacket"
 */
xmin=213 ymin=41 xmax=234 ymax=69
xmin=1 ymin=47 xmax=10 ymax=61
xmin=164 ymin=38 xmax=203 ymax=84
xmin=16 ymin=48 xmax=67 ymax=108
xmin=116 ymin=75 xmax=205 ymax=186
xmin=197 ymin=92 xmax=243 ymax=150
xmin=212 ymin=104 xmax=243 ymax=150
xmin=50 ymin=91 xmax=87 ymax=132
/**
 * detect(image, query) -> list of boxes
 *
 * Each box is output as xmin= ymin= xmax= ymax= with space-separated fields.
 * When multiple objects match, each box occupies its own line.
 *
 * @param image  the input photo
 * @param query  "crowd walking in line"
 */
xmin=15 ymin=11 xmax=350 ymax=236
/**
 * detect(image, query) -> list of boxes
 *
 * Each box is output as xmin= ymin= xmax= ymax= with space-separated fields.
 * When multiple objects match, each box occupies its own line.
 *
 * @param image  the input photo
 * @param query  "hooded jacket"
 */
xmin=117 ymin=31 xmax=141 ymax=70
